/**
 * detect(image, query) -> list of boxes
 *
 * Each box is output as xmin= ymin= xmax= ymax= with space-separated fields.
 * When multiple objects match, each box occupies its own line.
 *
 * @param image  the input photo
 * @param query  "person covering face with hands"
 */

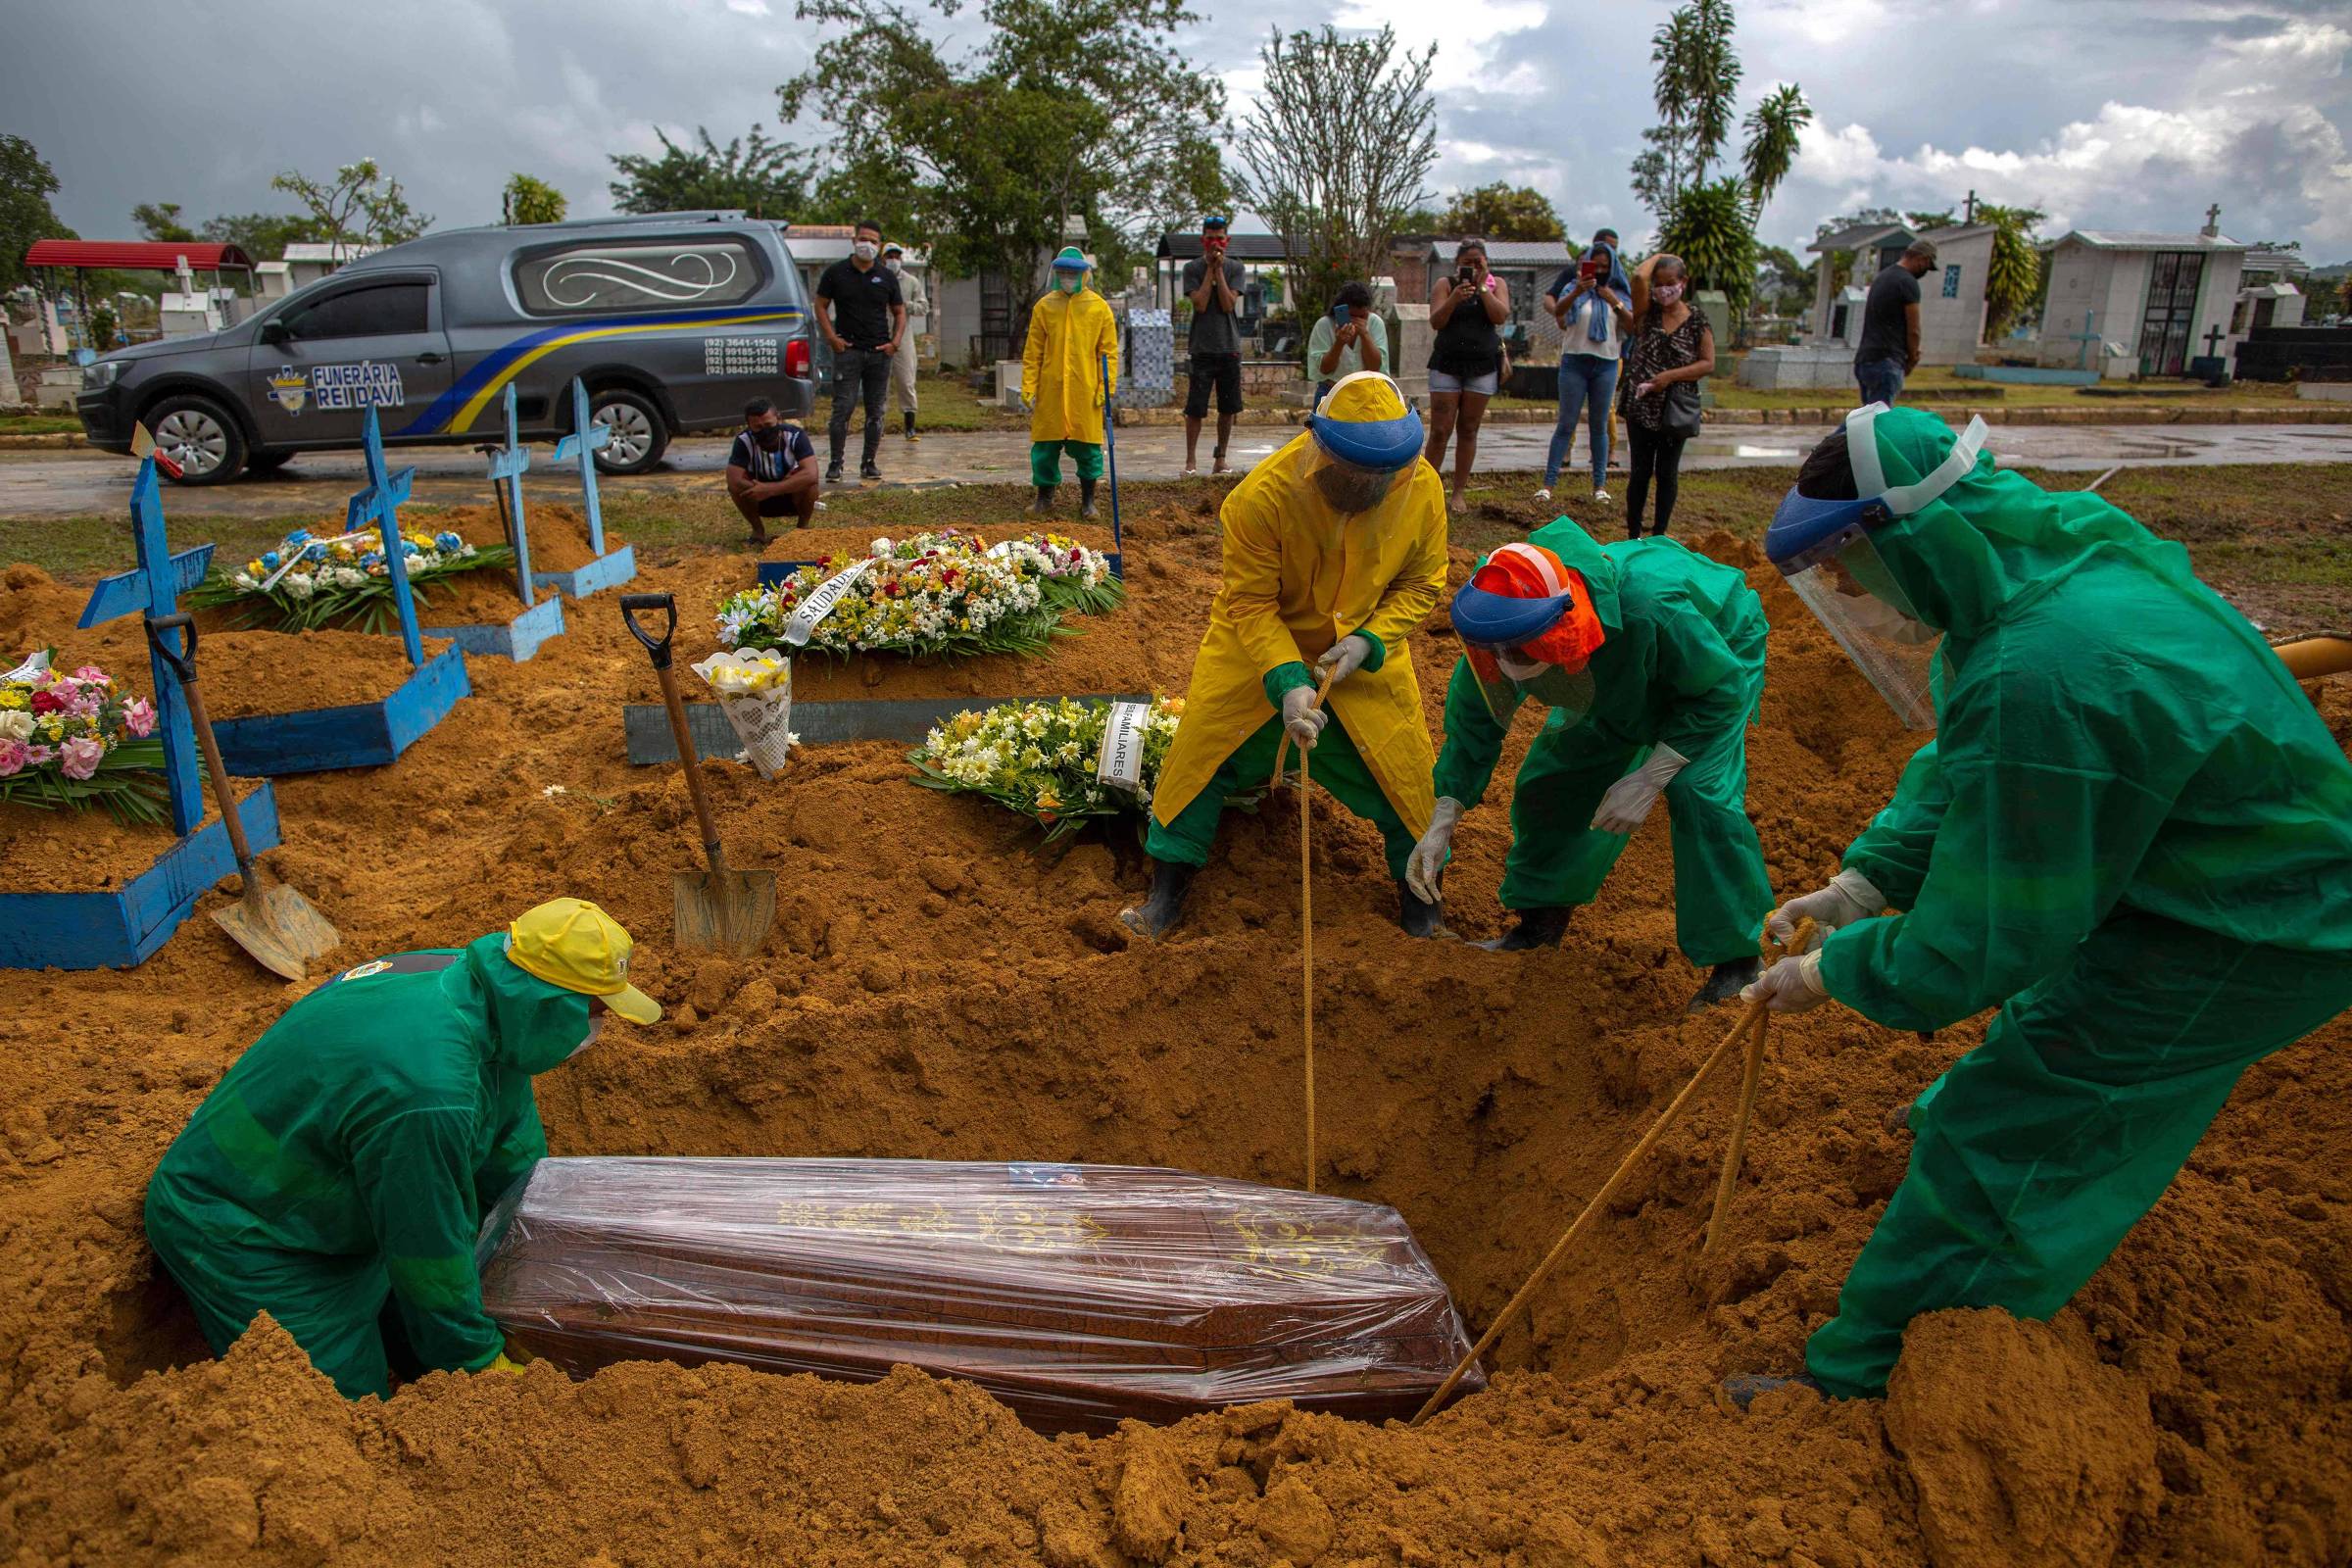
xmin=1407 ymin=519 xmax=1772 ymax=1006
xmin=1123 ymin=372 xmax=1450 ymax=941
xmin=144 ymin=898 xmax=663 ymax=1399
xmin=1020 ymin=247 xmax=1119 ymax=518
xmin=1733 ymin=403 xmax=2352 ymax=1404
xmin=1182 ymin=217 xmax=1247 ymax=475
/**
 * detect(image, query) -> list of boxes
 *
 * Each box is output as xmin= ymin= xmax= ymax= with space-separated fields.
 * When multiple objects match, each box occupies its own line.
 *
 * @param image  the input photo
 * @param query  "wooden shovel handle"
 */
xmin=146 ymin=612 xmax=255 ymax=874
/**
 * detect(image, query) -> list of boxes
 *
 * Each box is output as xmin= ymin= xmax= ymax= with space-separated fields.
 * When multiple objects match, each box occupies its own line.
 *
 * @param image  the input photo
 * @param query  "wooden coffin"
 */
xmin=477 ymin=1157 xmax=1483 ymax=1433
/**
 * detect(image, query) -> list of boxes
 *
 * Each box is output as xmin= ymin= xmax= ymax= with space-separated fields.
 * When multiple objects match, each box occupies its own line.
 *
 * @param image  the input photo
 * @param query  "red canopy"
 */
xmin=22 ymin=240 xmax=256 ymax=272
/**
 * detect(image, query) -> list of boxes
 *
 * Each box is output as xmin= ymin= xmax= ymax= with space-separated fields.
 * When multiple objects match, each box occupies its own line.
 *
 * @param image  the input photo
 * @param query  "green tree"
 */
xmin=1740 ymin=84 xmax=1810 ymax=205
xmin=1755 ymin=242 xmax=1810 ymax=315
xmin=1977 ymin=202 xmax=2046 ymax=339
xmin=132 ymin=202 xmax=198 ymax=243
xmin=200 ymin=212 xmax=329 ymax=262
xmin=1904 ymin=208 xmax=1957 ymax=231
xmin=0 ymin=134 xmax=73 ymax=292
xmin=1438 ymin=182 xmax=1562 ymax=242
xmin=780 ymin=0 xmax=1230 ymax=350
xmin=501 ymin=173 xmax=568 ymax=225
xmin=1232 ymin=25 xmax=1436 ymax=328
xmin=1657 ymin=175 xmax=1755 ymax=315
xmin=608 ymin=125 xmax=809 ymax=218
xmin=271 ymin=160 xmax=433 ymax=251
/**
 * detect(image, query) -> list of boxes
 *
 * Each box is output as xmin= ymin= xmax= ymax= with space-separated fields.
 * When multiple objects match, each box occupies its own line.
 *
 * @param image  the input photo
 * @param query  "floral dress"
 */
xmin=1617 ymin=309 xmax=1709 ymax=432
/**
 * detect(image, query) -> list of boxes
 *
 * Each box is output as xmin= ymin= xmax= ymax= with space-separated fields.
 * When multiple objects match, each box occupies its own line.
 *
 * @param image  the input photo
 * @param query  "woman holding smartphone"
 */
xmin=1305 ymin=281 xmax=1390 ymax=410
xmin=1425 ymin=236 xmax=1510 ymax=514
xmin=1540 ymin=240 xmax=1634 ymax=508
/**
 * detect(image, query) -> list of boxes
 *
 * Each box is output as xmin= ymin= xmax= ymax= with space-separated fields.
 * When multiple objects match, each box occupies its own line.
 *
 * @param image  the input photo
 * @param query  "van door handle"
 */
xmin=416 ymin=351 xmax=446 ymax=366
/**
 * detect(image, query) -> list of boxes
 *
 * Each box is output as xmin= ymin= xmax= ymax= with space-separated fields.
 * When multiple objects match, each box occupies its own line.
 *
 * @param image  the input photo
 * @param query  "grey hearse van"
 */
xmin=75 ymin=212 xmax=816 ymax=484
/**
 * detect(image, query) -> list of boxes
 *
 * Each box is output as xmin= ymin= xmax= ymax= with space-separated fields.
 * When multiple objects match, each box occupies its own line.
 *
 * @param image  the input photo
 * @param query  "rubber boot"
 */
xmin=1396 ymin=877 xmax=1444 ymax=939
xmin=1029 ymin=485 xmax=1056 ymax=516
xmin=1079 ymin=477 xmax=1100 ymax=519
xmin=903 ymin=410 xmax=918 ymax=442
xmin=1689 ymin=956 xmax=1760 ymax=1010
xmin=1118 ymin=860 xmax=1197 ymax=939
xmin=1475 ymin=905 xmax=1571 ymax=952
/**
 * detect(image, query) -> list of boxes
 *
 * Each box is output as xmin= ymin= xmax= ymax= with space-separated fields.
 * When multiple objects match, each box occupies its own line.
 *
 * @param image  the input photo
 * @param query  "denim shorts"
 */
xmin=1428 ymin=368 xmax=1499 ymax=397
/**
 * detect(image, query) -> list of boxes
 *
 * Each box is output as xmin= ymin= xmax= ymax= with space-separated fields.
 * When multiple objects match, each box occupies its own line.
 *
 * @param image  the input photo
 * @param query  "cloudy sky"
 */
xmin=8 ymin=0 xmax=2348 ymax=262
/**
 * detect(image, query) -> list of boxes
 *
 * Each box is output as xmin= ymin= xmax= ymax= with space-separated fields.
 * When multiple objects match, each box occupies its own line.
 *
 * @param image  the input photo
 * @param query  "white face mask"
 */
xmin=564 ymin=1013 xmax=606 ymax=1061
xmin=1495 ymin=648 xmax=1547 ymax=681
xmin=853 ymin=241 xmax=879 ymax=263
xmin=883 ymin=257 xmax=901 ymax=273
xmin=1841 ymin=585 xmax=1939 ymax=645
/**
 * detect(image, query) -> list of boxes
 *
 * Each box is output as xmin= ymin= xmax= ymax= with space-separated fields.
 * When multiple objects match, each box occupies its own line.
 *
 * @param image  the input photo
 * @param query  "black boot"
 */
xmin=1396 ymin=877 xmax=1445 ymax=938
xmin=1079 ymin=477 xmax=1099 ymax=519
xmin=1118 ymin=860 xmax=1198 ymax=938
xmin=1029 ymin=485 xmax=1056 ymax=515
xmin=1475 ymin=906 xmax=1571 ymax=952
xmin=903 ymin=410 xmax=917 ymax=441
xmin=1689 ymin=956 xmax=1760 ymax=1010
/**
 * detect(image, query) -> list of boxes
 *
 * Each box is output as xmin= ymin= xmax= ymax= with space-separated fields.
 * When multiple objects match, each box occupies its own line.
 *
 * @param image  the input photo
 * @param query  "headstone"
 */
xmin=1122 ymin=309 xmax=1173 ymax=408
xmin=996 ymin=359 xmax=1023 ymax=410
xmin=1391 ymin=303 xmax=1433 ymax=407
xmin=1694 ymin=290 xmax=1732 ymax=352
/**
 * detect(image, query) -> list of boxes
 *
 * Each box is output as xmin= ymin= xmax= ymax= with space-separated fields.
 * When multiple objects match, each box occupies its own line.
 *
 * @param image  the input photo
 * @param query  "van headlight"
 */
xmin=81 ymin=360 xmax=126 ymax=392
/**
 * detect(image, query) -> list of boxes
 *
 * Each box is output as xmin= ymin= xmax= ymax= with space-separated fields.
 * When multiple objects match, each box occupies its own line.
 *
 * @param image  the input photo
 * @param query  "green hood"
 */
xmin=1528 ymin=516 xmax=1625 ymax=635
xmin=1862 ymin=408 xmax=2197 ymax=641
xmin=447 ymin=932 xmax=592 ymax=1075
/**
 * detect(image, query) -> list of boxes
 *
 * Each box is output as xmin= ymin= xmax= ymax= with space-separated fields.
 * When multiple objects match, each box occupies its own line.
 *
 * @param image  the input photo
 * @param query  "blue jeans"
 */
xmin=1545 ymin=354 xmax=1617 ymax=488
xmin=1855 ymin=357 xmax=1905 ymax=407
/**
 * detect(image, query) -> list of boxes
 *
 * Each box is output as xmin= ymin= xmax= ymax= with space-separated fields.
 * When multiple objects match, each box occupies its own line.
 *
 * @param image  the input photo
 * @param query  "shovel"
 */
xmin=144 ymin=612 xmax=341 ymax=980
xmin=621 ymin=593 xmax=776 ymax=956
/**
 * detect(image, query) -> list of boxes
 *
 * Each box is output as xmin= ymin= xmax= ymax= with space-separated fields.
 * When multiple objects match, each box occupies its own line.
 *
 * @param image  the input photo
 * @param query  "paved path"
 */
xmin=4 ymin=421 xmax=2348 ymax=519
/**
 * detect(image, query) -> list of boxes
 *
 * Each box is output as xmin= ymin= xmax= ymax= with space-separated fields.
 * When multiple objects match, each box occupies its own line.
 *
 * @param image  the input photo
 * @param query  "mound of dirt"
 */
xmin=1 ymin=499 xmax=2347 ymax=1566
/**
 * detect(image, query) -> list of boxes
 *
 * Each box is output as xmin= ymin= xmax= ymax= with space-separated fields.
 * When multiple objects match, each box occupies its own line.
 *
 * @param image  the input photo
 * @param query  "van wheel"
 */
xmin=588 ymin=389 xmax=667 ymax=474
xmin=145 ymin=394 xmax=247 ymax=484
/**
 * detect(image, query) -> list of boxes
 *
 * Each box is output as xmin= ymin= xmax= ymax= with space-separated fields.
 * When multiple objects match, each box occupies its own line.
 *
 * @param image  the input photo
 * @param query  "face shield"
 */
xmin=1300 ymin=370 xmax=1424 ymax=514
xmin=1765 ymin=405 xmax=1989 ymax=730
xmin=1449 ymin=543 xmax=1606 ymax=726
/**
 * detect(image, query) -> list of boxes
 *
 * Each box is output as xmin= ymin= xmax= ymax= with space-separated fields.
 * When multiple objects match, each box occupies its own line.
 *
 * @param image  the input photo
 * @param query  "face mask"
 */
xmin=1495 ymin=648 xmax=1546 ymax=681
xmin=1654 ymin=283 xmax=1685 ymax=305
xmin=853 ymin=241 xmax=879 ymax=263
xmin=754 ymin=425 xmax=785 ymax=451
xmin=564 ymin=1013 xmax=606 ymax=1061
xmin=1841 ymin=585 xmax=1939 ymax=645
xmin=884 ymin=258 xmax=902 ymax=273
xmin=1056 ymin=274 xmax=1082 ymax=294
xmin=1312 ymin=462 xmax=1395 ymax=514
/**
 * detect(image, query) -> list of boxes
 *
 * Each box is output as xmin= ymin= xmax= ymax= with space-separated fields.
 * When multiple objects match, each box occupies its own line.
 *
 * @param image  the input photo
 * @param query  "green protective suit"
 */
xmin=1432 ymin=520 xmax=1773 ymax=966
xmin=144 ymin=936 xmax=587 ymax=1398
xmin=1804 ymin=407 xmax=2352 ymax=1397
xmin=1147 ymin=708 xmax=1418 ymax=880
xmin=1031 ymin=440 xmax=1104 ymax=487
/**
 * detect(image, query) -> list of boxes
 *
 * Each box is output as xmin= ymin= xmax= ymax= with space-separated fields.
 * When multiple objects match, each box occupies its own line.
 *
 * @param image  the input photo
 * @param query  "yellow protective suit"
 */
xmin=1023 ymin=288 xmax=1119 ymax=446
xmin=1152 ymin=431 xmax=1449 ymax=836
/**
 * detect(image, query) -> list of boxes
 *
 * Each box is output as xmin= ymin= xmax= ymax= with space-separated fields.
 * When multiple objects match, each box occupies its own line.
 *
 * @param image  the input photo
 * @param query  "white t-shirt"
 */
xmin=1554 ymin=291 xmax=1620 ymax=360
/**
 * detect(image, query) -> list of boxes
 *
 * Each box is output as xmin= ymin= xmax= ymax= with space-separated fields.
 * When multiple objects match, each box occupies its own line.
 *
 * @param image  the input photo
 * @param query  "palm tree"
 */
xmin=1647 ymin=8 xmax=1700 ymax=203
xmin=1740 ymin=84 xmax=1812 ymax=205
xmin=1976 ymin=202 xmax=2047 ymax=339
xmin=1683 ymin=0 xmax=1742 ymax=183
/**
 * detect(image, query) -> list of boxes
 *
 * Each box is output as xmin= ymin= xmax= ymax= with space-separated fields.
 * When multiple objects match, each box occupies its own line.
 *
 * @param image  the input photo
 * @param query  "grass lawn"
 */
xmin=7 ymin=464 xmax=2346 ymax=640
xmin=0 ymin=415 xmax=83 ymax=437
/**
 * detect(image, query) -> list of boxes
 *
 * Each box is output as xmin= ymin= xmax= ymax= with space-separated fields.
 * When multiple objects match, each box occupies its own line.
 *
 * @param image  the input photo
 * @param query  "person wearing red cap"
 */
xmin=1407 ymin=518 xmax=1772 ymax=1007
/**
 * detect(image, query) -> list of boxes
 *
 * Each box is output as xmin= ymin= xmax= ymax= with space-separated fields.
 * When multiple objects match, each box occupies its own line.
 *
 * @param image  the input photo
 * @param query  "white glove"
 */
xmin=1281 ymin=684 xmax=1328 ymax=750
xmin=1020 ymin=395 xmax=1035 ymax=414
xmin=1591 ymin=744 xmax=1688 ymax=834
xmin=1405 ymin=796 xmax=1463 ymax=904
xmin=1316 ymin=633 xmax=1373 ymax=686
xmin=1740 ymin=951 xmax=1830 ymax=1012
xmin=1765 ymin=868 xmax=1886 ymax=945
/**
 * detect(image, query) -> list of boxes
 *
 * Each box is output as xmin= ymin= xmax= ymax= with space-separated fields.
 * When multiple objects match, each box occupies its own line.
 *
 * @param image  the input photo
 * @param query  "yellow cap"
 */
xmin=506 ymin=898 xmax=662 ymax=1024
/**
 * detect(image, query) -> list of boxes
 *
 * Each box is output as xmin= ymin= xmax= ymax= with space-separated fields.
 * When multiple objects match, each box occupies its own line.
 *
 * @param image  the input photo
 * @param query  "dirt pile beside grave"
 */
xmin=0 ymin=504 xmax=2347 ymax=1565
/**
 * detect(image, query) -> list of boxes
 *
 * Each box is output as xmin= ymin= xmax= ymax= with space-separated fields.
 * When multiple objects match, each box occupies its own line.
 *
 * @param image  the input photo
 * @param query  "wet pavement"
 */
xmin=4 ymin=421 xmax=2348 ymax=519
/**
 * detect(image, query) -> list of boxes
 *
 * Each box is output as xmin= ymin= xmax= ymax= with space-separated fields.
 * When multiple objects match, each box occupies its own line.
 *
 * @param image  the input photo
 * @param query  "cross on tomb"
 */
xmin=346 ymin=405 xmax=431 ymax=666
xmin=2063 ymin=310 xmax=2103 ymax=370
xmin=2202 ymin=322 xmax=2227 ymax=357
xmin=75 ymin=458 xmax=214 ymax=836
xmin=481 ymin=382 xmax=536 ymax=597
xmin=552 ymin=378 xmax=610 ymax=558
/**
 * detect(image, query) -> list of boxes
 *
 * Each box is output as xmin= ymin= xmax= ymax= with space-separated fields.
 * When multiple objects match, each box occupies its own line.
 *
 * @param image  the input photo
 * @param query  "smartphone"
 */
xmin=1331 ymin=304 xmax=1352 ymax=324
xmin=1579 ymin=260 xmax=1600 ymax=283
xmin=1455 ymin=267 xmax=1476 ymax=287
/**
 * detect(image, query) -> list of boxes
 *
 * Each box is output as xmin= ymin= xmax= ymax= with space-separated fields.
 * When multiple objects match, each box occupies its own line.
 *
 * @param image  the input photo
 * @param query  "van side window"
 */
xmin=284 ymin=281 xmax=430 ymax=340
xmin=514 ymin=240 xmax=763 ymax=315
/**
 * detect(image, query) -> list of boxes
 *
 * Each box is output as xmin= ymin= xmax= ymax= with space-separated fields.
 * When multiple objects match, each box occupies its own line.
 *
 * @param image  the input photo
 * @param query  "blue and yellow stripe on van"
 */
xmin=391 ymin=305 xmax=808 ymax=439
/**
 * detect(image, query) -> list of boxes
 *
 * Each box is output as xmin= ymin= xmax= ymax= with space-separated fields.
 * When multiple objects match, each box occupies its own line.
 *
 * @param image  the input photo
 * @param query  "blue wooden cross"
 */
xmin=552 ymin=378 xmax=610 ymax=558
xmin=346 ymin=405 xmax=429 ymax=666
xmin=75 ymin=457 xmax=213 ymax=836
xmin=485 ymin=380 xmax=532 ymax=563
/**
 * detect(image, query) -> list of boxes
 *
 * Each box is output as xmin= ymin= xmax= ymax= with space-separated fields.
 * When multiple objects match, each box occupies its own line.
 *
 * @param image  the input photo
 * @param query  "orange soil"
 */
xmin=0 ymin=504 xmax=2345 ymax=1566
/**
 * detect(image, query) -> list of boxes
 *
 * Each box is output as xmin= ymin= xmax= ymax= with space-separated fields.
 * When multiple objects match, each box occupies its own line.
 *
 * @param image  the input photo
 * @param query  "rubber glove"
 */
xmin=1281 ymin=685 xmax=1328 ymax=750
xmin=481 ymin=1352 xmax=526 ymax=1376
xmin=1591 ymin=744 xmax=1688 ymax=834
xmin=1740 ymin=951 xmax=1829 ymax=1012
xmin=1405 ymin=796 xmax=1464 ymax=903
xmin=1316 ymin=633 xmax=1373 ymax=686
xmin=1765 ymin=868 xmax=1886 ymax=945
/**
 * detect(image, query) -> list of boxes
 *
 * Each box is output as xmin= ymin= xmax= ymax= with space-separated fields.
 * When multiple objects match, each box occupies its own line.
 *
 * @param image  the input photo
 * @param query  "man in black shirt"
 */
xmin=813 ymin=219 xmax=906 ymax=482
xmin=1853 ymin=238 xmax=1936 ymax=407
xmin=725 ymin=398 xmax=820 ymax=547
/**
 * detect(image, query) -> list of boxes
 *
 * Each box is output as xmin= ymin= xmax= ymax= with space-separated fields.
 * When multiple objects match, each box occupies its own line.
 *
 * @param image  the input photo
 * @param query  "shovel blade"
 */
xmin=253 ymin=875 xmax=343 ymax=962
xmin=211 ymin=899 xmax=312 ymax=982
xmin=673 ymin=867 xmax=777 ymax=957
